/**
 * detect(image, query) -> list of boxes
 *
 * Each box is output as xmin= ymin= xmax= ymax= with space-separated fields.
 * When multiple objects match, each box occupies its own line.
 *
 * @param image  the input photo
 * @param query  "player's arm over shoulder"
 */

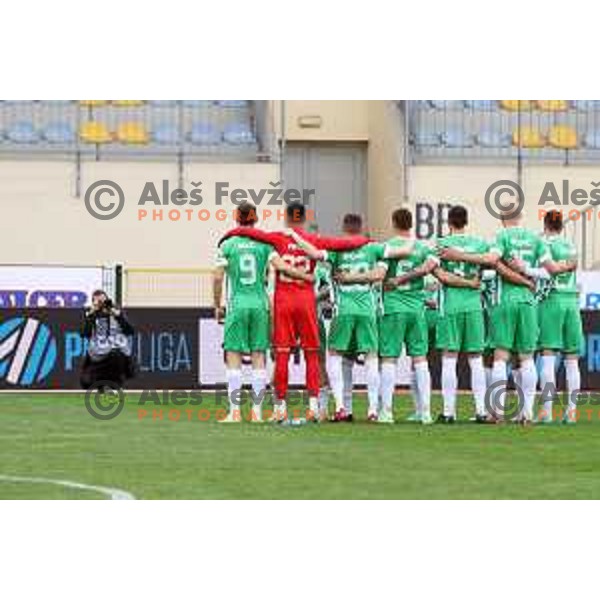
xmin=270 ymin=253 xmax=314 ymax=283
xmin=539 ymin=237 xmax=577 ymax=274
xmin=433 ymin=266 xmax=480 ymax=289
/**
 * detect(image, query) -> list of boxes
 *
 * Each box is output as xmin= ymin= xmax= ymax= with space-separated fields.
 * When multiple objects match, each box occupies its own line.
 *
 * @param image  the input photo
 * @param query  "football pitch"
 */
xmin=1 ymin=392 xmax=599 ymax=499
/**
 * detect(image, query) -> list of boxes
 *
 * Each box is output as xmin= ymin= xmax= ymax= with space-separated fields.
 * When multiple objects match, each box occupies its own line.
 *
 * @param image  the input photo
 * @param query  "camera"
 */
xmin=103 ymin=298 xmax=113 ymax=311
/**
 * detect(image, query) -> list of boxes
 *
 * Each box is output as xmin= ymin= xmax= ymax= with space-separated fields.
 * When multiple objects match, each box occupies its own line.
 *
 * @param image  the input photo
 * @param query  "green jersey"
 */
xmin=216 ymin=236 xmax=274 ymax=310
xmin=438 ymin=233 xmax=489 ymax=315
xmin=490 ymin=226 xmax=550 ymax=304
xmin=544 ymin=234 xmax=578 ymax=303
xmin=328 ymin=243 xmax=386 ymax=317
xmin=382 ymin=238 xmax=436 ymax=313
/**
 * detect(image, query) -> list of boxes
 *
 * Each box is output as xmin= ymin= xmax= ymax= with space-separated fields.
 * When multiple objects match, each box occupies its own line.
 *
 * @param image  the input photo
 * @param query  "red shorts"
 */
xmin=273 ymin=291 xmax=320 ymax=350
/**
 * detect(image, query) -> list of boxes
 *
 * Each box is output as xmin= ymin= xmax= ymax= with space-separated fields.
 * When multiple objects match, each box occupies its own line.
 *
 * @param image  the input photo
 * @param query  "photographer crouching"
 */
xmin=80 ymin=290 xmax=135 ymax=394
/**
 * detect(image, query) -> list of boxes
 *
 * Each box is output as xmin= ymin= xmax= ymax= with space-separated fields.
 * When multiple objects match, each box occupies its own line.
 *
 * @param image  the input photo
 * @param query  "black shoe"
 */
xmin=475 ymin=414 xmax=489 ymax=424
xmin=436 ymin=414 xmax=455 ymax=424
xmin=346 ymin=413 xmax=353 ymax=423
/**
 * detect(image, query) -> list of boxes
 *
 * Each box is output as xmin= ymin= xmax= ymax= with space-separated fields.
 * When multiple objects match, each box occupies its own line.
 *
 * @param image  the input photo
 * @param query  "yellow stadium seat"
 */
xmin=536 ymin=100 xmax=568 ymax=111
xmin=79 ymin=100 xmax=108 ymax=107
xmin=79 ymin=121 xmax=112 ymax=143
xmin=116 ymin=122 xmax=149 ymax=144
xmin=512 ymin=126 xmax=544 ymax=148
xmin=112 ymin=100 xmax=145 ymax=107
xmin=500 ymin=100 xmax=533 ymax=111
xmin=548 ymin=125 xmax=578 ymax=149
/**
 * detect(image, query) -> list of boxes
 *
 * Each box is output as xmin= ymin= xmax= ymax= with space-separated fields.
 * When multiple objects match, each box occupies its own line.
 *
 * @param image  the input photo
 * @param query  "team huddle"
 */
xmin=213 ymin=201 xmax=583 ymax=425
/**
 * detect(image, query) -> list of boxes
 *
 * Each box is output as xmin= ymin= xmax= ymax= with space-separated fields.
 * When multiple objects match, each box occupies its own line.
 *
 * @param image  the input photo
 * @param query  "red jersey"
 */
xmin=264 ymin=231 xmax=316 ymax=297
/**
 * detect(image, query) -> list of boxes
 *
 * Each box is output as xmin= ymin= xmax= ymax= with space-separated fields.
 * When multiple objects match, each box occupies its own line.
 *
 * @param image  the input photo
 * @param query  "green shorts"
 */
xmin=378 ymin=311 xmax=428 ymax=358
xmin=426 ymin=308 xmax=438 ymax=333
xmin=436 ymin=310 xmax=485 ymax=354
xmin=538 ymin=300 xmax=584 ymax=354
xmin=490 ymin=302 xmax=538 ymax=354
xmin=223 ymin=306 xmax=270 ymax=353
xmin=328 ymin=314 xmax=378 ymax=354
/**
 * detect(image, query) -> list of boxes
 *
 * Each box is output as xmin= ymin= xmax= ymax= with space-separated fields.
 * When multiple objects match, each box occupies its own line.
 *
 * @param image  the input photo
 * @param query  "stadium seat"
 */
xmin=79 ymin=121 xmax=112 ymax=143
xmin=112 ymin=100 xmax=145 ymax=107
xmin=476 ymin=130 xmax=512 ymax=148
xmin=548 ymin=125 xmax=578 ymax=149
xmin=464 ymin=100 xmax=497 ymax=110
xmin=500 ymin=100 xmax=533 ymax=111
xmin=79 ymin=100 xmax=108 ymax=107
xmin=6 ymin=121 xmax=40 ymax=143
xmin=116 ymin=122 xmax=149 ymax=144
xmin=536 ymin=100 xmax=568 ymax=111
xmin=443 ymin=130 xmax=474 ymax=148
xmin=512 ymin=126 xmax=544 ymax=148
xmin=152 ymin=124 xmax=181 ymax=145
xmin=223 ymin=123 xmax=255 ymax=145
xmin=189 ymin=123 xmax=221 ymax=145
xmin=218 ymin=100 xmax=249 ymax=108
xmin=584 ymin=130 xmax=600 ymax=149
xmin=413 ymin=132 xmax=442 ymax=147
xmin=43 ymin=122 xmax=76 ymax=144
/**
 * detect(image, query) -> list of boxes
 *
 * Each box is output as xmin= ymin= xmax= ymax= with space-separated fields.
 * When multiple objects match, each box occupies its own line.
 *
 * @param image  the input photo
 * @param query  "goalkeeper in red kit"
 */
xmin=219 ymin=202 xmax=369 ymax=421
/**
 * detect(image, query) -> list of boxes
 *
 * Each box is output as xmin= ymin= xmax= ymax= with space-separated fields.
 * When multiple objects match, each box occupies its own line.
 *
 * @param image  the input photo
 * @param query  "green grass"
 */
xmin=1 ymin=392 xmax=599 ymax=499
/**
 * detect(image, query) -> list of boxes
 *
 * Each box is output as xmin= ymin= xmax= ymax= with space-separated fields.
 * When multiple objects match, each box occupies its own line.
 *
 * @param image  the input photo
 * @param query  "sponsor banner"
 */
xmin=0 ymin=308 xmax=598 ymax=390
xmin=0 ymin=309 xmax=198 ymax=389
xmin=0 ymin=265 xmax=107 ymax=308
xmin=579 ymin=271 xmax=600 ymax=310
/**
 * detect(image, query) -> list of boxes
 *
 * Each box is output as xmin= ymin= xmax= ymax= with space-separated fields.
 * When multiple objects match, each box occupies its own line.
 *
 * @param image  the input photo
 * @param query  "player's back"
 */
xmin=329 ymin=243 xmax=385 ymax=316
xmin=544 ymin=235 xmax=578 ymax=301
xmin=493 ymin=226 xmax=549 ymax=303
xmin=382 ymin=237 xmax=432 ymax=313
xmin=218 ymin=236 xmax=272 ymax=309
xmin=272 ymin=233 xmax=316 ymax=296
xmin=438 ymin=233 xmax=488 ymax=315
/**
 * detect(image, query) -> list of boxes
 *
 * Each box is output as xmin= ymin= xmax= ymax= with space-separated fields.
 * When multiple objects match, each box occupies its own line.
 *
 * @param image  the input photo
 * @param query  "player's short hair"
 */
xmin=342 ymin=213 xmax=363 ymax=234
xmin=448 ymin=205 xmax=468 ymax=229
xmin=235 ymin=202 xmax=258 ymax=226
xmin=286 ymin=202 xmax=306 ymax=224
xmin=544 ymin=209 xmax=564 ymax=232
xmin=392 ymin=208 xmax=412 ymax=231
xmin=91 ymin=289 xmax=107 ymax=300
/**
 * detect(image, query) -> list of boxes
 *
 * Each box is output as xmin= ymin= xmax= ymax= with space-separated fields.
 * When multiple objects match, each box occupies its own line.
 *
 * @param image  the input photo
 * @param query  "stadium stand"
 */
xmin=0 ymin=100 xmax=267 ymax=160
xmin=408 ymin=100 xmax=600 ymax=162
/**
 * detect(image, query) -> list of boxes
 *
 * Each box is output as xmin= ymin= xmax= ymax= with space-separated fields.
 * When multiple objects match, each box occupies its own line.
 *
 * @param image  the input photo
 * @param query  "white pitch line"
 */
xmin=0 ymin=475 xmax=136 ymax=500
